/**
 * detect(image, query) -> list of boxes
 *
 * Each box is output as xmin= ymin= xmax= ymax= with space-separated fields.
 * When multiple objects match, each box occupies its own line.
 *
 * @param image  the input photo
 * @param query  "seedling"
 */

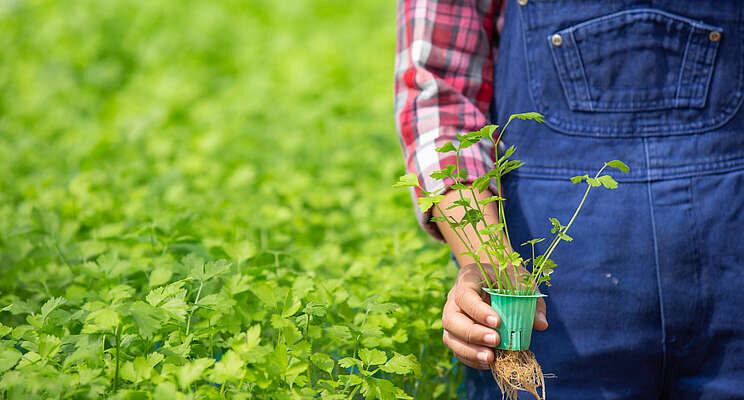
xmin=394 ymin=112 xmax=629 ymax=296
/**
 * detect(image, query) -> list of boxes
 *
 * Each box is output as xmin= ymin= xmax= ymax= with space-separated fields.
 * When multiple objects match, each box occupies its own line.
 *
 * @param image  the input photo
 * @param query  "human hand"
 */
xmin=442 ymin=262 xmax=548 ymax=370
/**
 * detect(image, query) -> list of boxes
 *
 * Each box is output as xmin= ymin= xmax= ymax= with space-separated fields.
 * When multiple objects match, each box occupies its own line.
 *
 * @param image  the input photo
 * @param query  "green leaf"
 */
xmin=245 ymin=325 xmax=261 ymax=351
xmin=148 ymin=267 xmax=173 ymax=288
xmin=210 ymin=350 xmax=245 ymax=383
xmin=82 ymin=308 xmax=119 ymax=333
xmin=40 ymin=297 xmax=66 ymax=322
xmin=358 ymin=348 xmax=387 ymax=366
xmin=325 ymin=325 xmax=352 ymax=342
xmin=392 ymin=173 xmax=421 ymax=189
xmin=175 ymin=358 xmax=215 ymax=389
xmin=449 ymin=183 xmax=469 ymax=190
xmin=455 ymin=133 xmax=478 ymax=149
xmin=500 ymin=159 xmax=524 ymax=176
xmin=549 ymin=218 xmax=562 ymax=234
xmin=0 ymin=346 xmax=22 ymax=373
xmin=380 ymin=353 xmax=420 ymax=375
xmin=310 ymin=353 xmax=335 ymax=375
xmin=508 ymin=112 xmax=545 ymax=124
xmin=127 ymin=301 xmax=166 ymax=338
xmin=302 ymin=302 xmax=328 ymax=317
xmin=434 ymin=142 xmax=456 ymax=153
xmin=146 ymin=281 xmax=186 ymax=307
xmin=597 ymin=175 xmax=618 ymax=189
xmin=498 ymin=145 xmax=516 ymax=162
xmin=473 ymin=125 xmax=499 ymax=140
xmin=477 ymin=196 xmax=505 ymax=206
xmin=557 ymin=232 xmax=573 ymax=242
xmin=338 ymin=357 xmax=361 ymax=369
xmin=282 ymin=294 xmax=302 ymax=318
xmin=417 ymin=195 xmax=445 ymax=213
xmin=605 ymin=160 xmax=630 ymax=173
xmin=521 ymin=238 xmax=545 ymax=246
xmin=586 ymin=177 xmax=601 ymax=187
xmin=570 ymin=174 xmax=588 ymax=184
xmin=472 ymin=176 xmax=492 ymax=192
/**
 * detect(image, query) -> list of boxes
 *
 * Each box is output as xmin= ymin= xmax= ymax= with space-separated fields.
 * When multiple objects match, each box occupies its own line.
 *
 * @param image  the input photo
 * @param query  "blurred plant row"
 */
xmin=0 ymin=0 xmax=461 ymax=398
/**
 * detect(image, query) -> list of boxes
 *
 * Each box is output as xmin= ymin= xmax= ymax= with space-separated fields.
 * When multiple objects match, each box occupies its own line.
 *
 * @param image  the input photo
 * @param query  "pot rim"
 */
xmin=482 ymin=287 xmax=548 ymax=298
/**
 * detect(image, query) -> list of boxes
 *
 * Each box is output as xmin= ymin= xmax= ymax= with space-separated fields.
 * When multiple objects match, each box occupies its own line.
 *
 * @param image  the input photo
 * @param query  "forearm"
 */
xmin=433 ymin=187 xmax=512 ymax=268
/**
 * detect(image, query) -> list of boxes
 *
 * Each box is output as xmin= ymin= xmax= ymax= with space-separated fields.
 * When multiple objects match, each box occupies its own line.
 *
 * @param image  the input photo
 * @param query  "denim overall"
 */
xmin=465 ymin=1 xmax=744 ymax=399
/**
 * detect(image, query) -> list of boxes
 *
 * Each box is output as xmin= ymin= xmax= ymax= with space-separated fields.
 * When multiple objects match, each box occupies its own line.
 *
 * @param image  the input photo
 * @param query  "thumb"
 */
xmin=534 ymin=296 xmax=548 ymax=330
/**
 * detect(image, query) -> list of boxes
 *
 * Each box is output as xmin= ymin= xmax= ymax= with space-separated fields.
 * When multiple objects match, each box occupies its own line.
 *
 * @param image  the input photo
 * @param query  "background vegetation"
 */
xmin=0 ymin=0 xmax=463 ymax=399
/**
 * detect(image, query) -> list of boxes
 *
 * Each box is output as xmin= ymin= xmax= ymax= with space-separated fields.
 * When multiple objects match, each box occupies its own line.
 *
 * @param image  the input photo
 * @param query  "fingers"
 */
xmin=443 ymin=330 xmax=494 ymax=368
xmin=442 ymin=301 xmax=500 ymax=347
xmin=455 ymin=354 xmax=491 ymax=370
xmin=451 ymin=286 xmax=500 ymax=329
xmin=534 ymin=296 xmax=548 ymax=331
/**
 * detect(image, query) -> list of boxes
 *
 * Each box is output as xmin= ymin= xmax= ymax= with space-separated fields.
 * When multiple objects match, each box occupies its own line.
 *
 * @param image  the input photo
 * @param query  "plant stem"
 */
xmin=186 ymin=280 xmax=204 ymax=337
xmin=113 ymin=325 xmax=121 ymax=393
xmin=531 ymin=165 xmax=607 ymax=290
xmin=435 ymin=204 xmax=494 ymax=291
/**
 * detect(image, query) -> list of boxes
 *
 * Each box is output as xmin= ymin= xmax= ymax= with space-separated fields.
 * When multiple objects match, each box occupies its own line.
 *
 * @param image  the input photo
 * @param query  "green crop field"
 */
xmin=0 ymin=1 xmax=463 ymax=399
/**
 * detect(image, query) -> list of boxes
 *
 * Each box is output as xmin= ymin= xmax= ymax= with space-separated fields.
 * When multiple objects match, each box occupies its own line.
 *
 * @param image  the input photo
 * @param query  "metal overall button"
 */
xmin=551 ymin=34 xmax=563 ymax=47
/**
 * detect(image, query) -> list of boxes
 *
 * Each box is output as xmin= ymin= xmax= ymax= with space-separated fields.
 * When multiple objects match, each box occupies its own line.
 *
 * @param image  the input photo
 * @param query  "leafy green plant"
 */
xmin=394 ymin=112 xmax=629 ymax=295
xmin=0 ymin=1 xmax=463 ymax=399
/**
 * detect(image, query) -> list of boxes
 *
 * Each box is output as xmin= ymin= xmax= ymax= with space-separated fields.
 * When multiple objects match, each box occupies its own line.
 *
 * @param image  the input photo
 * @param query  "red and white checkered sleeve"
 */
xmin=394 ymin=0 xmax=504 ymax=241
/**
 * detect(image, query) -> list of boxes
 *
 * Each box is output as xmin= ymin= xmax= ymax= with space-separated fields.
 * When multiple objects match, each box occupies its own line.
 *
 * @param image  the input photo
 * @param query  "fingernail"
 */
xmin=486 ymin=316 xmax=499 ymax=328
xmin=477 ymin=351 xmax=490 ymax=362
xmin=484 ymin=333 xmax=497 ymax=345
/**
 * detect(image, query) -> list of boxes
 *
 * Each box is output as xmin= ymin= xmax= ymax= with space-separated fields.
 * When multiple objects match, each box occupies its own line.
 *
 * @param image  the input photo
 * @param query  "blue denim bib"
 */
xmin=466 ymin=1 xmax=744 ymax=399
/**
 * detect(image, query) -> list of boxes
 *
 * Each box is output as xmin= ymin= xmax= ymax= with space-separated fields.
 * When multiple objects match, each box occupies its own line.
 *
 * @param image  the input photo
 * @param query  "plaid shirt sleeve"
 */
xmin=394 ymin=0 xmax=505 ymax=241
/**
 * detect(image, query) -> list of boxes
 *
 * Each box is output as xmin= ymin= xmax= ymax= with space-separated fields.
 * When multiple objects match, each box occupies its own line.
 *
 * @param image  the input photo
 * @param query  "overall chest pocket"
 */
xmin=518 ymin=3 xmax=744 ymax=137
xmin=549 ymin=9 xmax=721 ymax=112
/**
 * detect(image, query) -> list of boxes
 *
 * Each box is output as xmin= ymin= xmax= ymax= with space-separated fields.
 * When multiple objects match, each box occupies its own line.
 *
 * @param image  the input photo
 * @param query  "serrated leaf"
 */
xmin=434 ymin=142 xmax=456 ymax=153
xmin=605 ymin=160 xmax=630 ymax=173
xmin=508 ymin=112 xmax=545 ymax=124
xmin=474 ymin=125 xmax=499 ymax=140
xmin=40 ymin=297 xmax=66 ymax=322
xmin=338 ymin=357 xmax=361 ymax=369
xmin=380 ymin=353 xmax=419 ymax=375
xmin=210 ymin=350 xmax=244 ymax=383
xmin=586 ymin=177 xmax=601 ymax=187
xmin=326 ymin=325 xmax=352 ymax=342
xmin=83 ymin=308 xmax=119 ymax=333
xmin=310 ymin=353 xmax=334 ymax=375
xmin=146 ymin=281 xmax=186 ymax=307
xmin=0 ymin=346 xmax=22 ymax=373
xmin=417 ymin=195 xmax=445 ymax=213
xmin=302 ymin=302 xmax=328 ymax=317
xmin=282 ymin=295 xmax=302 ymax=318
xmin=392 ymin=173 xmax=421 ymax=189
xmin=597 ymin=175 xmax=618 ymax=189
xmin=127 ymin=301 xmax=166 ymax=338
xmin=148 ymin=267 xmax=173 ymax=288
xmin=245 ymin=325 xmax=261 ymax=351
xmin=175 ymin=358 xmax=214 ymax=389
xmin=570 ymin=174 xmax=588 ymax=184
xmin=358 ymin=348 xmax=387 ymax=366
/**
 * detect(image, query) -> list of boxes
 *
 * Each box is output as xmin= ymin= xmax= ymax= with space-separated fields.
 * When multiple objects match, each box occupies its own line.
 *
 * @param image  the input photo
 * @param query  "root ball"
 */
xmin=489 ymin=349 xmax=546 ymax=400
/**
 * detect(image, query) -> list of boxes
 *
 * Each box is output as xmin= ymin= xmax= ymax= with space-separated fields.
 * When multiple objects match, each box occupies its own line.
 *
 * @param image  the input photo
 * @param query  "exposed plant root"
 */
xmin=489 ymin=349 xmax=546 ymax=400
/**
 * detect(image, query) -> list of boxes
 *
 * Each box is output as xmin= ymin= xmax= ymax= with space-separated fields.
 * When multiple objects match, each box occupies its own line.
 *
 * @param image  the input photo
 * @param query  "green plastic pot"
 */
xmin=482 ymin=288 xmax=547 ymax=351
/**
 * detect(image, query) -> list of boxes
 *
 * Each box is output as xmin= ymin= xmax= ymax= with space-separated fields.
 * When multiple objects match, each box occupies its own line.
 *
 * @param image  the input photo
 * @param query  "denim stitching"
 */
xmin=675 ymin=28 xmax=694 ymax=107
xmin=644 ymin=138 xmax=667 ymax=391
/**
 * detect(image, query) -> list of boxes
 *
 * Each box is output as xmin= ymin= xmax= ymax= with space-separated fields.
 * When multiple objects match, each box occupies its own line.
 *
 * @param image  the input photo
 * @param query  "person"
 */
xmin=394 ymin=0 xmax=744 ymax=398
